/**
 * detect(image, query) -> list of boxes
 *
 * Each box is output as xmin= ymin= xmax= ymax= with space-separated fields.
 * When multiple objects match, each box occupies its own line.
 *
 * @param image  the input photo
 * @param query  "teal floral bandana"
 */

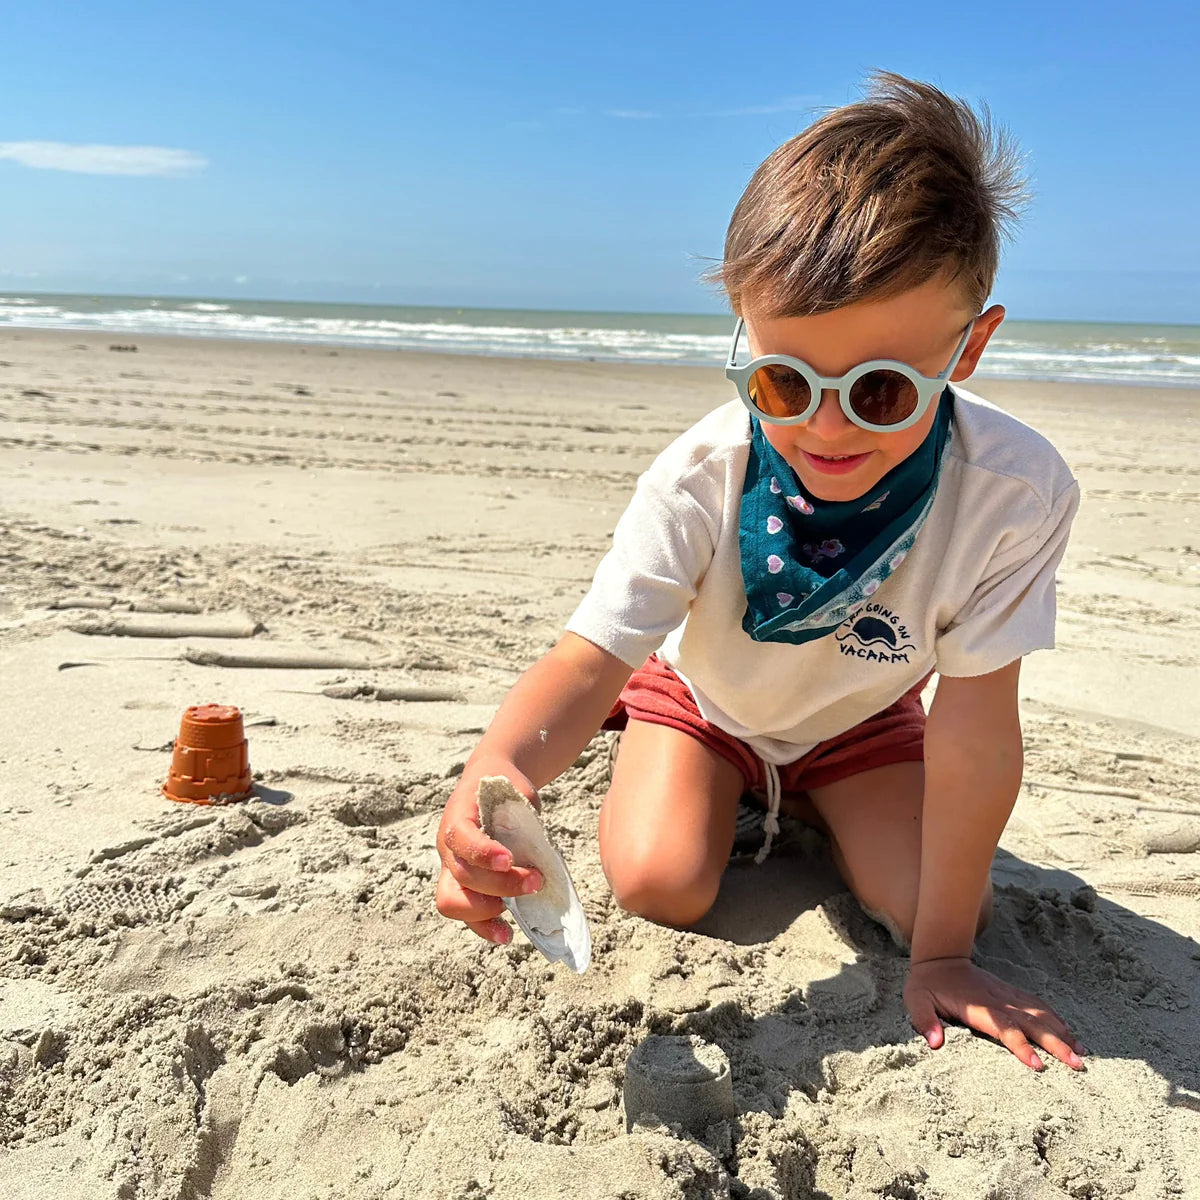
xmin=739 ymin=389 xmax=955 ymax=645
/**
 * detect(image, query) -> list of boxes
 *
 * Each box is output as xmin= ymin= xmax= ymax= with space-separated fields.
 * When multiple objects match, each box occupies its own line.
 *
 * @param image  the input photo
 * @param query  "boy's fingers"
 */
xmin=466 ymin=917 xmax=512 ymax=945
xmin=905 ymin=990 xmax=944 ymax=1047
xmin=442 ymin=819 xmax=514 ymax=873
xmin=1029 ymin=1026 xmax=1085 ymax=1070
xmin=1040 ymin=1013 xmax=1083 ymax=1053
xmin=966 ymin=1005 xmax=1042 ymax=1070
xmin=440 ymin=769 xmax=541 ymax=869
xmin=447 ymin=853 xmax=543 ymax=898
xmin=997 ymin=1023 xmax=1043 ymax=1070
xmin=1013 ymin=1002 xmax=1085 ymax=1063
xmin=435 ymin=871 xmax=507 ymax=925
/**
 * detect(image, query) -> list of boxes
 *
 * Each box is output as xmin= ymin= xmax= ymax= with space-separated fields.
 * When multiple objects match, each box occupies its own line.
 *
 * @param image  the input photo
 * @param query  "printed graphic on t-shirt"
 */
xmin=835 ymin=603 xmax=916 ymax=664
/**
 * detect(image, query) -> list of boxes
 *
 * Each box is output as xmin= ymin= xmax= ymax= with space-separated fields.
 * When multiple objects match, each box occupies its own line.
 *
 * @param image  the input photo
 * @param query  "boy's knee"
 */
xmin=603 ymin=850 xmax=719 ymax=929
xmin=616 ymin=882 xmax=717 ymax=929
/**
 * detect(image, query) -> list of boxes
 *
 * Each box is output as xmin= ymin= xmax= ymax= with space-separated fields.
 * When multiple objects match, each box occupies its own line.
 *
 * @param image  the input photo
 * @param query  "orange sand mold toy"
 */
xmin=162 ymin=704 xmax=254 ymax=805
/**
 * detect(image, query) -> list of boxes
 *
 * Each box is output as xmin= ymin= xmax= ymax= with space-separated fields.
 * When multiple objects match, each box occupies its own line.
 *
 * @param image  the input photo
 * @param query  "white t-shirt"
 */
xmin=566 ymin=386 xmax=1079 ymax=766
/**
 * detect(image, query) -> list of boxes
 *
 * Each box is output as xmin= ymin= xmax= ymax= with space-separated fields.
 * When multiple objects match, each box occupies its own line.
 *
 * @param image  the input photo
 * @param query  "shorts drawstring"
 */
xmin=754 ymin=758 xmax=782 ymax=865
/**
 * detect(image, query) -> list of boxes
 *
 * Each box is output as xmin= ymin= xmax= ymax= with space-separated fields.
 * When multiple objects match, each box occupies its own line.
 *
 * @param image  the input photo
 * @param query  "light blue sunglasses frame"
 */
xmin=725 ymin=315 xmax=977 ymax=433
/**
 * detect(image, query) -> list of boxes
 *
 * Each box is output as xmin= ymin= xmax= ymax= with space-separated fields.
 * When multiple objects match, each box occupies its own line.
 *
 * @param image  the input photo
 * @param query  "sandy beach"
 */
xmin=1 ymin=327 xmax=1198 ymax=1199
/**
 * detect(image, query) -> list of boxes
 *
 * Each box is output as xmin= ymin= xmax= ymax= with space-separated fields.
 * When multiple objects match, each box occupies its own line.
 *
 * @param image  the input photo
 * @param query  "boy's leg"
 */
xmin=805 ymin=760 xmax=993 ymax=949
xmin=599 ymin=718 xmax=746 ymax=928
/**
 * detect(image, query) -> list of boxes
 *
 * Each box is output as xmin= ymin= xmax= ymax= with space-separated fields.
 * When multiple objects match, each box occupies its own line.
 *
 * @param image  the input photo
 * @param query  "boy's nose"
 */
xmin=803 ymin=387 xmax=856 ymax=438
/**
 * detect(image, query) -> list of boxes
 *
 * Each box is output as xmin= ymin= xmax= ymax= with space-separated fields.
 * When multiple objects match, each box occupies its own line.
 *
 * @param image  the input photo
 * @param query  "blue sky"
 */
xmin=1 ymin=1 xmax=1197 ymax=322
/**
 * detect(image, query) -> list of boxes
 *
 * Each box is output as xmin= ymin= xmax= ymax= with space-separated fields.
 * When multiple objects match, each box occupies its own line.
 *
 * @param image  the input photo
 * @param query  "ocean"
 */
xmin=2 ymin=292 xmax=1198 ymax=388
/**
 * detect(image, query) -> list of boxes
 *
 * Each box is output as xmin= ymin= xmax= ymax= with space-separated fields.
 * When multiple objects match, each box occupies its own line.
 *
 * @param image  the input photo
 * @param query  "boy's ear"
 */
xmin=951 ymin=304 xmax=1005 ymax=381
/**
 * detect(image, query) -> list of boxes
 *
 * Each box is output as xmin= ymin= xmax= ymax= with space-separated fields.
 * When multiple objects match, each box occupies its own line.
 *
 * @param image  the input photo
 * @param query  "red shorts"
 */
xmin=602 ymin=654 xmax=931 ymax=796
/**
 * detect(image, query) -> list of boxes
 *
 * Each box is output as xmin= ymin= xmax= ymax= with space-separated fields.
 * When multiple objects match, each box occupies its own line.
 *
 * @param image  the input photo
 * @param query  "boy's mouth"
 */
xmin=801 ymin=449 xmax=873 ymax=475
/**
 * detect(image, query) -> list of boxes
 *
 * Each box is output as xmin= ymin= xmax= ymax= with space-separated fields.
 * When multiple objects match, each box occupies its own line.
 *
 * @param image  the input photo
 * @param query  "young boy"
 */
xmin=435 ymin=72 xmax=1086 ymax=1073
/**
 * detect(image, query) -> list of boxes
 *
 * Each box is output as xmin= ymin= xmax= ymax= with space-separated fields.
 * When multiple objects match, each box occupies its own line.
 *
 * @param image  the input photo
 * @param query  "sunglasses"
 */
xmin=725 ymin=315 xmax=977 ymax=433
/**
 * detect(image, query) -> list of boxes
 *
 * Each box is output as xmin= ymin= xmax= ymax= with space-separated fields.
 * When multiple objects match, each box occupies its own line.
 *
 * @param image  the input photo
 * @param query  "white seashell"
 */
xmin=476 ymin=776 xmax=591 ymax=973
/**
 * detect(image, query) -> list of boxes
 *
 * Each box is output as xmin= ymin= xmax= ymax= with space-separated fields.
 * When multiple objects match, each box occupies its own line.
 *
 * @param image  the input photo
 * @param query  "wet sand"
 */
xmin=1 ymin=328 xmax=1198 ymax=1198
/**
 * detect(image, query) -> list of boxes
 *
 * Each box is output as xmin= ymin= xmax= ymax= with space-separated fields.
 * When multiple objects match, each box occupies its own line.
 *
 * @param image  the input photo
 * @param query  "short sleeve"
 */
xmin=566 ymin=457 xmax=721 ymax=669
xmin=935 ymin=480 xmax=1080 ymax=678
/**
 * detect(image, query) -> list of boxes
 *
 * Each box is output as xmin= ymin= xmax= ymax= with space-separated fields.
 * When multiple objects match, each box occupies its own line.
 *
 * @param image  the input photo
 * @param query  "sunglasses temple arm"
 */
xmin=939 ymin=317 xmax=978 ymax=380
xmin=727 ymin=317 xmax=745 ymax=369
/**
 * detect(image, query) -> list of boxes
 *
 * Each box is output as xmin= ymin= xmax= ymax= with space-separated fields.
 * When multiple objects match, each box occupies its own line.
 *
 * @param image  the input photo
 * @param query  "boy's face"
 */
xmin=743 ymin=274 xmax=1005 ymax=502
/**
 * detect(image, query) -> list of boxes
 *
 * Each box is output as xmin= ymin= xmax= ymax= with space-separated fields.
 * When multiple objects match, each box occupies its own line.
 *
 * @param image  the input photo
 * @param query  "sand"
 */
xmin=1 ymin=327 xmax=1198 ymax=1199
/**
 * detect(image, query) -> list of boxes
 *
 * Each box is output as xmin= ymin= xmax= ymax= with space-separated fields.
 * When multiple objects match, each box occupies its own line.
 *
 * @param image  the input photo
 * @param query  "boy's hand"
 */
xmin=904 ymin=957 xmax=1087 ymax=1072
xmin=435 ymin=764 xmax=544 ymax=946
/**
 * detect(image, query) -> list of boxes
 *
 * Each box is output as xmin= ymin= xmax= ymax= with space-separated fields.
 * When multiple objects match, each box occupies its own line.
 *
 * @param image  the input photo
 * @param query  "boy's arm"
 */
xmin=904 ymin=662 xmax=1085 ymax=1070
xmin=910 ymin=662 xmax=1024 ymax=963
xmin=463 ymin=631 xmax=634 ymax=795
xmin=436 ymin=632 xmax=633 ymax=945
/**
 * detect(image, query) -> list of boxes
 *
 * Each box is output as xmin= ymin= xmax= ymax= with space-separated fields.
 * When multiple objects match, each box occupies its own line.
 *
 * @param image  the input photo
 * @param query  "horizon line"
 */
xmin=0 ymin=287 xmax=1197 ymax=329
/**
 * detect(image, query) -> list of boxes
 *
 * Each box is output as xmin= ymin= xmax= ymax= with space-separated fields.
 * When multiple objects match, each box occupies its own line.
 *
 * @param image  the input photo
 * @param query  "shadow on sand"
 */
xmin=658 ymin=830 xmax=1200 ymax=1195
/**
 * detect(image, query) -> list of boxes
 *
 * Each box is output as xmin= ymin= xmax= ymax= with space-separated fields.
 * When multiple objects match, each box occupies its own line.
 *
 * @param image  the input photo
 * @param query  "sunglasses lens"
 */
xmin=747 ymin=364 xmax=811 ymax=419
xmin=848 ymin=370 xmax=919 ymax=426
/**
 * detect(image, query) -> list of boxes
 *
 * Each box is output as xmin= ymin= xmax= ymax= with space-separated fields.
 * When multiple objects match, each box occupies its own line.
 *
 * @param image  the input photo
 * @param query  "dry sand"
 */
xmin=1 ymin=327 xmax=1198 ymax=1199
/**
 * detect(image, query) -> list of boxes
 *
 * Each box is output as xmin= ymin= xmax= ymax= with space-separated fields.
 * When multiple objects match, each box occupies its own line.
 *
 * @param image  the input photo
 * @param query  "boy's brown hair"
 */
xmin=707 ymin=71 xmax=1029 ymax=318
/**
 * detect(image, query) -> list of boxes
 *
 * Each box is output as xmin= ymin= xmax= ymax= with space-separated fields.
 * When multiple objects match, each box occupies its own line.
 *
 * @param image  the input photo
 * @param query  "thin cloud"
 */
xmin=595 ymin=95 xmax=821 ymax=121
xmin=0 ymin=141 xmax=207 ymax=177
xmin=709 ymin=95 xmax=821 ymax=117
